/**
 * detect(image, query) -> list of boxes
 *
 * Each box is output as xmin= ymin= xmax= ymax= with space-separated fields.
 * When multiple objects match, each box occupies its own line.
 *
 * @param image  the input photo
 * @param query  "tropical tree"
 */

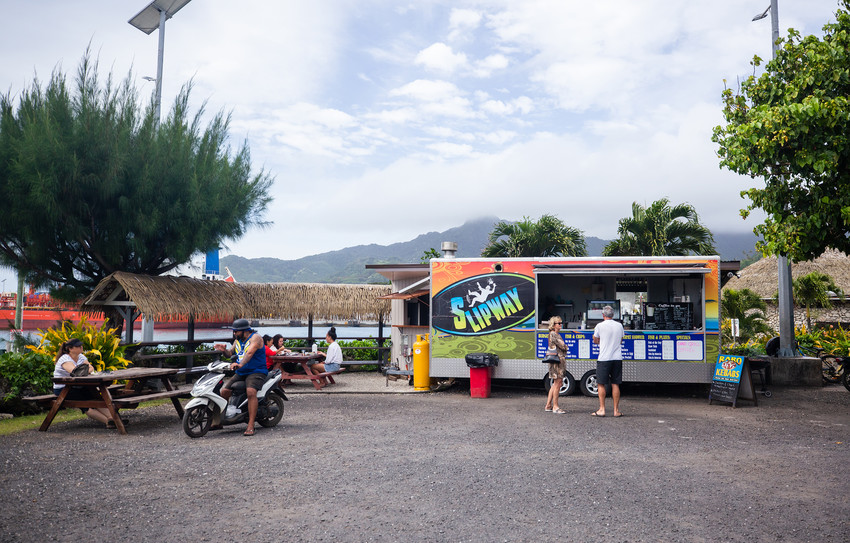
xmin=603 ymin=199 xmax=716 ymax=256
xmin=0 ymin=52 xmax=272 ymax=303
xmin=481 ymin=215 xmax=587 ymax=258
xmin=420 ymin=248 xmax=441 ymax=263
xmin=712 ymin=3 xmax=850 ymax=262
xmin=721 ymin=288 xmax=773 ymax=343
xmin=792 ymin=271 xmax=844 ymax=330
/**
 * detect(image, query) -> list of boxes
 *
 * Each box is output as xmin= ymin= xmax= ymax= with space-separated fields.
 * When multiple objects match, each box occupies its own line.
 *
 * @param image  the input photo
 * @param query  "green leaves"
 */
xmin=602 ymin=198 xmax=716 ymax=257
xmin=480 ymin=215 xmax=587 ymax=258
xmin=713 ymin=3 xmax=850 ymax=261
xmin=0 ymin=52 xmax=273 ymax=299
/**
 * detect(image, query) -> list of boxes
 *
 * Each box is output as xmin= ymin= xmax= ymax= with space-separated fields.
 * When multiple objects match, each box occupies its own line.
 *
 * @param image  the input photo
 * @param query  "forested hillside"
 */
xmin=222 ymin=218 xmax=758 ymax=283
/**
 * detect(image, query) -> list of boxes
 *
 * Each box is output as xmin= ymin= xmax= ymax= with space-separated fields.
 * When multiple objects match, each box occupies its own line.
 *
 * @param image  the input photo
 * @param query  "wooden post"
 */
xmin=377 ymin=315 xmax=385 ymax=365
xmin=186 ymin=313 xmax=196 ymax=381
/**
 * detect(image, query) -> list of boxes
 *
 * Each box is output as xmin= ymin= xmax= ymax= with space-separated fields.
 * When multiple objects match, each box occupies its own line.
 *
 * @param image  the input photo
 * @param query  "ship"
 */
xmin=0 ymin=288 xmax=230 ymax=331
xmin=2 ymin=253 xmax=236 ymax=331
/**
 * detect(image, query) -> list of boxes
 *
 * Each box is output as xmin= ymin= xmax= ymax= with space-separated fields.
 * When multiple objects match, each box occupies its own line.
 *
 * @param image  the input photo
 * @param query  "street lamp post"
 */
xmin=754 ymin=0 xmax=796 ymax=357
xmin=128 ymin=0 xmax=193 ymax=123
xmin=128 ymin=1 xmax=193 ymax=343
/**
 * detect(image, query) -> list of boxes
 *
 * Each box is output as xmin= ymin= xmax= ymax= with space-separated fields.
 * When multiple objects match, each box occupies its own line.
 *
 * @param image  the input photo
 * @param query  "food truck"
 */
xmin=428 ymin=256 xmax=721 ymax=395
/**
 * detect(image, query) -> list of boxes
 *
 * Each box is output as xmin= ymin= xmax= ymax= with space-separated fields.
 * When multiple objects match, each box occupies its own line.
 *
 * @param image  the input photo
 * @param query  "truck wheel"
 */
xmin=579 ymin=370 xmax=598 ymax=397
xmin=542 ymin=372 xmax=576 ymax=396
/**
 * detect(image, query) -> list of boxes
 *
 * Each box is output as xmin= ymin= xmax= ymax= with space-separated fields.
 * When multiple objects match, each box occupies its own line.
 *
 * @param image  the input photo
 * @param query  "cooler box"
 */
xmin=465 ymin=353 xmax=499 ymax=398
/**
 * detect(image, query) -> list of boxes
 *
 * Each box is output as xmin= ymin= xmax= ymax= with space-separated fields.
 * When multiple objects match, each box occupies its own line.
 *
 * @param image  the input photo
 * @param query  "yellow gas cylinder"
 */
xmin=412 ymin=334 xmax=430 ymax=391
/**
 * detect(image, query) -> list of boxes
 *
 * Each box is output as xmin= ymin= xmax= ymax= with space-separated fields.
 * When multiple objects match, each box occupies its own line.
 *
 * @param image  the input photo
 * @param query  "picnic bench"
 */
xmin=271 ymin=352 xmax=344 ymax=390
xmin=29 ymin=367 xmax=192 ymax=434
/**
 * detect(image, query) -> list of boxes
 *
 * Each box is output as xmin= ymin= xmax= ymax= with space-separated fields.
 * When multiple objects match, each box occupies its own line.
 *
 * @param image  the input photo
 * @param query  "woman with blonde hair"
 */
xmin=53 ymin=338 xmax=124 ymax=428
xmin=544 ymin=318 xmax=568 ymax=414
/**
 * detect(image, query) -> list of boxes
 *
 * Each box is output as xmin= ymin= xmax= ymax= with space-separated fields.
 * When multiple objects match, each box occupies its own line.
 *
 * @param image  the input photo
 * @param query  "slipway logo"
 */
xmin=432 ymin=273 xmax=535 ymax=336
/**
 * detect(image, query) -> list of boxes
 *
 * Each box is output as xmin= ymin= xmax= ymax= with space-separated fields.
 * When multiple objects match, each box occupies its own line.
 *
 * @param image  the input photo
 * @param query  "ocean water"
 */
xmin=2 ymin=325 xmax=387 ymax=350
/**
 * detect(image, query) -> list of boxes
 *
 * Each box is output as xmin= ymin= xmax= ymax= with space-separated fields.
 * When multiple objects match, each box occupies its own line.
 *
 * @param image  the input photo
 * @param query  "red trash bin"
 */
xmin=465 ymin=353 xmax=499 ymax=398
xmin=469 ymin=367 xmax=492 ymax=398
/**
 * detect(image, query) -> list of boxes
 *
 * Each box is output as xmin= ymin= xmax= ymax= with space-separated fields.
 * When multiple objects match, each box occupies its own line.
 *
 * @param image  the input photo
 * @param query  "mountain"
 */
xmin=221 ymin=219 xmax=760 ymax=284
xmin=222 ymin=217 xmax=500 ymax=284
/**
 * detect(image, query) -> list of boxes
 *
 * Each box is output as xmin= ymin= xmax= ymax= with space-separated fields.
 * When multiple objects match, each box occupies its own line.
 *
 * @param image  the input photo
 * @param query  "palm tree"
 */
xmin=792 ymin=271 xmax=844 ymax=330
xmin=603 ymin=199 xmax=716 ymax=256
xmin=721 ymin=288 xmax=773 ymax=343
xmin=481 ymin=215 xmax=587 ymax=258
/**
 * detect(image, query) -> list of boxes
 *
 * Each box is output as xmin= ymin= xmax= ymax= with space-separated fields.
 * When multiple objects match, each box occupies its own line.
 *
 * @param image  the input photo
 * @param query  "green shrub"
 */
xmin=0 ymin=350 xmax=54 ymax=399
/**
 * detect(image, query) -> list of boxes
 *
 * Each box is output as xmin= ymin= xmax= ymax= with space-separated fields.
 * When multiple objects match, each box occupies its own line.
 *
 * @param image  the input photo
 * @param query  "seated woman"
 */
xmin=313 ymin=327 xmax=343 ymax=385
xmin=263 ymin=335 xmax=278 ymax=371
xmin=53 ymin=338 xmax=125 ymax=429
xmin=272 ymin=334 xmax=289 ymax=354
xmin=266 ymin=334 xmax=295 ymax=382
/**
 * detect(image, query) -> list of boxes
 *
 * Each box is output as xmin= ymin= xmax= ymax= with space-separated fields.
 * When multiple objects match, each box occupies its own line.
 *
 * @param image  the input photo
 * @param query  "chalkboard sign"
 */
xmin=643 ymin=302 xmax=692 ymax=330
xmin=709 ymin=354 xmax=757 ymax=407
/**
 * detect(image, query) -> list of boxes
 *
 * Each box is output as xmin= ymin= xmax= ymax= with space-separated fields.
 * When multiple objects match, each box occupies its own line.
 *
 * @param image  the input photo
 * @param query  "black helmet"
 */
xmin=231 ymin=318 xmax=252 ymax=331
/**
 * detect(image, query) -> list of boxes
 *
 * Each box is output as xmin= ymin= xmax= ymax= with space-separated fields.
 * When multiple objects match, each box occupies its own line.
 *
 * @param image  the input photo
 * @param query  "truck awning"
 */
xmin=377 ymin=289 xmax=430 ymax=300
xmin=533 ymin=264 xmax=711 ymax=276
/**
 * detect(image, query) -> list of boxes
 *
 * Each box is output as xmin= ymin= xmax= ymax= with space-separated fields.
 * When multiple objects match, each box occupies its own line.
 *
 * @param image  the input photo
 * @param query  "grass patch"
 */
xmin=0 ymin=398 xmax=179 ymax=436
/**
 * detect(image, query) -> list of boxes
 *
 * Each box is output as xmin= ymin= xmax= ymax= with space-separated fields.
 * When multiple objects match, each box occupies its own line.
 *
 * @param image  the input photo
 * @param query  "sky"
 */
xmin=0 ymin=0 xmax=844 ymax=287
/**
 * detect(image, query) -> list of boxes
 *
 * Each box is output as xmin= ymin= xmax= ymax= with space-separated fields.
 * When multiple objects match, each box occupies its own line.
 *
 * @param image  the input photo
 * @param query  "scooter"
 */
xmin=182 ymin=357 xmax=288 ymax=438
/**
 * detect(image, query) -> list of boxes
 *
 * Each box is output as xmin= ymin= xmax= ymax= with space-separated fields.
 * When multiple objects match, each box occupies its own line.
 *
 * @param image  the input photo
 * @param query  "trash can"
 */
xmin=465 ymin=353 xmax=499 ymax=398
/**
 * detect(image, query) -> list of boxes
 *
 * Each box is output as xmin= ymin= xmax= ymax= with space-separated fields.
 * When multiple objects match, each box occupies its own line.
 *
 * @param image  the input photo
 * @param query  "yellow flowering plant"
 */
xmin=28 ymin=315 xmax=133 ymax=372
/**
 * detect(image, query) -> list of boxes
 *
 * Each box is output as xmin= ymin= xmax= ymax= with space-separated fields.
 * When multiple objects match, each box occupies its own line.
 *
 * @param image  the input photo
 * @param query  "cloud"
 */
xmin=449 ymin=8 xmax=482 ymax=41
xmin=471 ymin=53 xmax=510 ymax=77
xmin=389 ymin=79 xmax=462 ymax=101
xmin=480 ymin=96 xmax=533 ymax=116
xmin=415 ymin=42 xmax=468 ymax=73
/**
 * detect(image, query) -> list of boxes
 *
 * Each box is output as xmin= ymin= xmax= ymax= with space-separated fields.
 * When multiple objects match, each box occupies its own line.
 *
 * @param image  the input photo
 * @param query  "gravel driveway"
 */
xmin=1 ymin=381 xmax=848 ymax=542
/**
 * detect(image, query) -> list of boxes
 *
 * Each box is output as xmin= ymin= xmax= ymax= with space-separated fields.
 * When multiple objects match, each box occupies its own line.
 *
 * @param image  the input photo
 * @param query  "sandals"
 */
xmin=552 ymin=408 xmax=566 ymax=414
xmin=243 ymin=428 xmax=255 ymax=437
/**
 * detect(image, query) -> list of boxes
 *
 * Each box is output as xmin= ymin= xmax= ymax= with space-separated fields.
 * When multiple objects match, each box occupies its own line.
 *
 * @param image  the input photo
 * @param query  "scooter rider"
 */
xmin=214 ymin=318 xmax=267 ymax=436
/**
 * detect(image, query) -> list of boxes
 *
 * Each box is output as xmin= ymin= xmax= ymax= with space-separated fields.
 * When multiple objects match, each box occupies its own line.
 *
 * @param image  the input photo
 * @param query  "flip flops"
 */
xmin=243 ymin=428 xmax=255 ymax=436
xmin=552 ymin=408 xmax=566 ymax=414
xmin=591 ymin=411 xmax=605 ymax=417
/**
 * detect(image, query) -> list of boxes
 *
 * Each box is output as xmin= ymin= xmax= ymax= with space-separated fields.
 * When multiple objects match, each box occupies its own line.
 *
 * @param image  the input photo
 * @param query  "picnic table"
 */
xmin=36 ymin=367 xmax=191 ymax=434
xmin=271 ymin=352 xmax=343 ymax=390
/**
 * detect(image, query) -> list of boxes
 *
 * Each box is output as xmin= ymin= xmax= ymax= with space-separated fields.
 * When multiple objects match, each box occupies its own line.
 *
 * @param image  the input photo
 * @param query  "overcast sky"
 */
xmin=0 ymin=0 xmax=843 ymax=287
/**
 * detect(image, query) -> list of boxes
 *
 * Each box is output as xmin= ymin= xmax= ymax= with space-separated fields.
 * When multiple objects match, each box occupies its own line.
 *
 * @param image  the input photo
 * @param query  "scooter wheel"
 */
xmin=183 ymin=405 xmax=214 ymax=438
xmin=258 ymin=393 xmax=285 ymax=428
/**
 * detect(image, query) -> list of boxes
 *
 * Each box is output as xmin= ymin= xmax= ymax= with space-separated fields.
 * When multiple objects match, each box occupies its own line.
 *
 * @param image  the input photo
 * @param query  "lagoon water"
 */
xmin=2 ymin=325 xmax=385 ymax=350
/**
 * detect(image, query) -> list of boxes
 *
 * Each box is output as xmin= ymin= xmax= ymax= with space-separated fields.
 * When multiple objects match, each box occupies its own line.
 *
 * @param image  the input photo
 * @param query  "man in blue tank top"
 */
xmin=214 ymin=318 xmax=267 ymax=436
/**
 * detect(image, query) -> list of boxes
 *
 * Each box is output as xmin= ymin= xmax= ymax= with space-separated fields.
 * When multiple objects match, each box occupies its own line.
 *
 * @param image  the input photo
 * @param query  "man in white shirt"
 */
xmin=592 ymin=305 xmax=624 ymax=417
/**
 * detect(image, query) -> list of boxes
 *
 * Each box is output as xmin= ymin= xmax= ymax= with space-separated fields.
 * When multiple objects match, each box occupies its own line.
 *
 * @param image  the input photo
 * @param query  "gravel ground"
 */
xmin=0 ymin=377 xmax=848 ymax=542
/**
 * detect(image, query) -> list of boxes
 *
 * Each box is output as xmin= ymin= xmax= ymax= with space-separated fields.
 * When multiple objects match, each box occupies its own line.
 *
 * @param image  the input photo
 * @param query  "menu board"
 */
xmin=709 ymin=354 xmax=757 ymax=407
xmin=536 ymin=330 xmax=704 ymax=361
xmin=643 ymin=302 xmax=692 ymax=330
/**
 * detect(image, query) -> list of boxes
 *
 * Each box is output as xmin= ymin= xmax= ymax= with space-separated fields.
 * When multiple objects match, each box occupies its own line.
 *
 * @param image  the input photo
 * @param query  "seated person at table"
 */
xmin=214 ymin=319 xmax=267 ymax=436
xmin=272 ymin=334 xmax=290 ymax=354
xmin=53 ymin=338 xmax=123 ymax=429
xmin=313 ymin=327 xmax=343 ymax=383
xmin=263 ymin=335 xmax=277 ymax=370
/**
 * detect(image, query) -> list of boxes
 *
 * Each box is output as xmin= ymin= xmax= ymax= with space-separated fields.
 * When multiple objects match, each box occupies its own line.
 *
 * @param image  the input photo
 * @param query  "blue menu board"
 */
xmin=709 ymin=354 xmax=750 ymax=406
xmin=536 ymin=330 xmax=705 ymax=361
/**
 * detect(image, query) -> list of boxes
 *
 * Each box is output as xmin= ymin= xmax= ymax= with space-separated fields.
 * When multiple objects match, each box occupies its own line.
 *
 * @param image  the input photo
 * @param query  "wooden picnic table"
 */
xmin=39 ymin=367 xmax=189 ymax=434
xmin=270 ymin=352 xmax=342 ymax=390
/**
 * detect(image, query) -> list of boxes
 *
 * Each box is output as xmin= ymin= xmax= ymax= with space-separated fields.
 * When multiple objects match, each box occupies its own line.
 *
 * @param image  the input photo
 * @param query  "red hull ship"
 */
xmin=0 ymin=292 xmax=228 ymax=331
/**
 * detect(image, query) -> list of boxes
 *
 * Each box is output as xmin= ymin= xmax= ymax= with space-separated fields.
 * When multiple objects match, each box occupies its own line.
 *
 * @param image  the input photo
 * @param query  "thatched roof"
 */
xmin=723 ymin=249 xmax=850 ymax=298
xmin=82 ymin=271 xmax=391 ymax=321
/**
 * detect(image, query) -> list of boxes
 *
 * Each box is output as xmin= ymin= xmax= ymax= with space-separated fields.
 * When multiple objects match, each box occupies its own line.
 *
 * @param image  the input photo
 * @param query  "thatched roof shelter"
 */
xmin=82 ymin=271 xmax=391 ymax=322
xmin=723 ymin=249 xmax=850 ymax=298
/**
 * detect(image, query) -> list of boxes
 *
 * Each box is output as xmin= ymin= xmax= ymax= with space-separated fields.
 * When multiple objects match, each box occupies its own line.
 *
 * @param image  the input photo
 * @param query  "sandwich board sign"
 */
xmin=709 ymin=354 xmax=757 ymax=407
